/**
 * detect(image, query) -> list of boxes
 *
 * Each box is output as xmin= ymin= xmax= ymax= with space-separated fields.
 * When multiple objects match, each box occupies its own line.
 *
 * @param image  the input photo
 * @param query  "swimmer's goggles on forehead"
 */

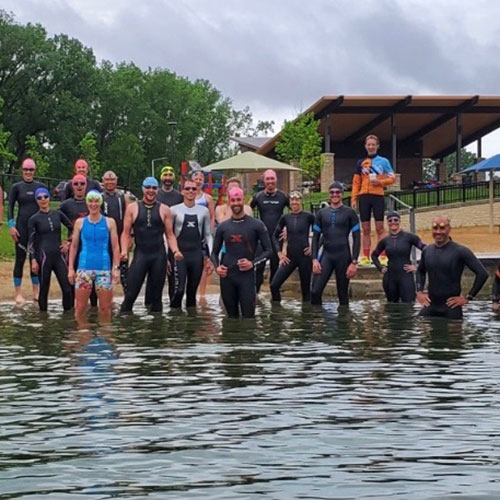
xmin=143 ymin=185 xmax=158 ymax=190
xmin=432 ymin=222 xmax=449 ymax=229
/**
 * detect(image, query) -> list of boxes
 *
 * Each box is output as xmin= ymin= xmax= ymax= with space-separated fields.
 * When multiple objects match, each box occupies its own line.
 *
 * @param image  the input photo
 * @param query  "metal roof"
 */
xmin=257 ymin=95 xmax=500 ymax=159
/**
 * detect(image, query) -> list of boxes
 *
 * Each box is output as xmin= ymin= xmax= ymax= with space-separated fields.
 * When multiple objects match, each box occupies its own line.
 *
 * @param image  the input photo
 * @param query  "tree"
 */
xmin=422 ymin=149 xmax=478 ymax=181
xmin=0 ymin=98 xmax=15 ymax=170
xmin=275 ymin=112 xmax=323 ymax=180
xmin=78 ymin=132 xmax=100 ymax=177
xmin=24 ymin=135 xmax=50 ymax=176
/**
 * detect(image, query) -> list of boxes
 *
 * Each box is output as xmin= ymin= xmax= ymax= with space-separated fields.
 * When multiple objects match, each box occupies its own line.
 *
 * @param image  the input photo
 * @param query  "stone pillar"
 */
xmin=320 ymin=153 xmax=335 ymax=193
xmin=289 ymin=160 xmax=302 ymax=191
xmin=387 ymin=173 xmax=401 ymax=191
xmin=437 ymin=162 xmax=447 ymax=183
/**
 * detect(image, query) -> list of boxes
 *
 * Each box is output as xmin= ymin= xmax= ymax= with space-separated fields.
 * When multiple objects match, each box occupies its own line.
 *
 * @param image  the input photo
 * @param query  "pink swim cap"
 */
xmin=74 ymin=158 xmax=88 ymax=169
xmin=228 ymin=187 xmax=244 ymax=199
xmin=22 ymin=158 xmax=36 ymax=169
xmin=264 ymin=169 xmax=277 ymax=179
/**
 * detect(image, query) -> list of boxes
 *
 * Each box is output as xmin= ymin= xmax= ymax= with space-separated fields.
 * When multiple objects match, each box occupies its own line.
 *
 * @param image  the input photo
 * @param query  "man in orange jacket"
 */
xmin=351 ymin=134 xmax=395 ymax=266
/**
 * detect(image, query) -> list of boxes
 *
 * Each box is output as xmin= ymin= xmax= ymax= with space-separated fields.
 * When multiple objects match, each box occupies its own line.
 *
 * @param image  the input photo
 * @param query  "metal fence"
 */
xmin=309 ymin=181 xmax=500 ymax=213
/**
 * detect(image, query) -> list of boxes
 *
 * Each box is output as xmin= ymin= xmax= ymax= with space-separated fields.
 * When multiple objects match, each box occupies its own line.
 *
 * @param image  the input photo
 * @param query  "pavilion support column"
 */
xmin=456 ymin=113 xmax=462 ymax=172
xmin=477 ymin=138 xmax=482 ymax=159
xmin=320 ymin=153 xmax=335 ymax=192
xmin=289 ymin=160 xmax=302 ymax=191
xmin=391 ymin=113 xmax=397 ymax=172
xmin=324 ymin=114 xmax=331 ymax=153
xmin=437 ymin=162 xmax=448 ymax=183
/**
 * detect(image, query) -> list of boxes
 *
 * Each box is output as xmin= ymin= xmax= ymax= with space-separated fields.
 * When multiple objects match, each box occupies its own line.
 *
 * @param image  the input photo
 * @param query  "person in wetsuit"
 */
xmin=8 ymin=158 xmax=47 ymax=304
xmin=492 ymin=261 xmax=500 ymax=312
xmin=68 ymin=190 xmax=120 ymax=321
xmin=28 ymin=187 xmax=73 ymax=311
xmin=211 ymin=187 xmax=272 ymax=318
xmin=250 ymin=169 xmax=289 ymax=292
xmin=311 ymin=181 xmax=360 ymax=306
xmin=416 ymin=215 xmax=488 ymax=319
xmin=270 ymin=191 xmax=314 ymax=302
xmin=120 ymin=177 xmax=180 ymax=313
xmin=351 ymin=134 xmax=395 ymax=267
xmin=169 ymin=178 xmax=213 ymax=309
xmin=101 ymin=170 xmax=129 ymax=293
xmin=60 ymin=158 xmax=102 ymax=201
xmin=371 ymin=211 xmax=426 ymax=303
xmin=157 ymin=165 xmax=183 ymax=207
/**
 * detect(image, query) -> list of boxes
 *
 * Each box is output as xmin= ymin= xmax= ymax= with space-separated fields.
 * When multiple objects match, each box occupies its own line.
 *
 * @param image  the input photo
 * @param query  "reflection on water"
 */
xmin=1 ymin=297 xmax=500 ymax=499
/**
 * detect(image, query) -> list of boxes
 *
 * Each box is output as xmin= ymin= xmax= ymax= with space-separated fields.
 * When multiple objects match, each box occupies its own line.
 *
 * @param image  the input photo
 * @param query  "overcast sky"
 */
xmin=4 ymin=0 xmax=500 ymax=154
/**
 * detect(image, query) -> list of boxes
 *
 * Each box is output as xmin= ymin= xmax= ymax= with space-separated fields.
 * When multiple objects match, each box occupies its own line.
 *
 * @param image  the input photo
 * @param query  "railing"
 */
xmin=308 ymin=181 xmax=500 ymax=214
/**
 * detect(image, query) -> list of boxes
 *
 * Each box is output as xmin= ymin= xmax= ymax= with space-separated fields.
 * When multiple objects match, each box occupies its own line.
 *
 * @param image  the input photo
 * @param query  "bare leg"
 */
xmin=375 ymin=220 xmax=386 ymax=243
xmin=97 ymin=289 xmax=113 ymax=323
xmin=361 ymin=220 xmax=372 ymax=254
xmin=14 ymin=286 xmax=24 ymax=305
xmin=75 ymin=288 xmax=91 ymax=321
xmin=198 ymin=257 xmax=211 ymax=297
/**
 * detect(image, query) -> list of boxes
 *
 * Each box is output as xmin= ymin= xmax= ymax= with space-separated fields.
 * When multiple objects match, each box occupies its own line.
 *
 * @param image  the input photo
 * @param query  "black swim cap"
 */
xmin=386 ymin=211 xmax=401 ymax=220
xmin=328 ymin=181 xmax=344 ymax=191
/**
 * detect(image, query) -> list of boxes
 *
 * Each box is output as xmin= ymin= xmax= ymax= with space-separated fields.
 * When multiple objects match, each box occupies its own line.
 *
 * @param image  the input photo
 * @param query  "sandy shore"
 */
xmin=1 ymin=225 xmax=499 ymax=302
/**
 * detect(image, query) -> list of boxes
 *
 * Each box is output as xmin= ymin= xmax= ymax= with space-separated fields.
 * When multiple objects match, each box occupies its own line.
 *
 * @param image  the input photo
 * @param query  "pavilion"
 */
xmin=249 ymin=95 xmax=500 ymax=189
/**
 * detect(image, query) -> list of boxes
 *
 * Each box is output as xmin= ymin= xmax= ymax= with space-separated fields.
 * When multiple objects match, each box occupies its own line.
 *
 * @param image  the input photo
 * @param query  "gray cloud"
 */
xmin=5 ymin=0 xmax=500 ymax=127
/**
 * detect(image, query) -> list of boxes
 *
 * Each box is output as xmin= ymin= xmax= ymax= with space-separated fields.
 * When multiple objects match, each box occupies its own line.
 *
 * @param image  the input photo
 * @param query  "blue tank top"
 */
xmin=78 ymin=216 xmax=111 ymax=271
xmin=196 ymin=192 xmax=209 ymax=208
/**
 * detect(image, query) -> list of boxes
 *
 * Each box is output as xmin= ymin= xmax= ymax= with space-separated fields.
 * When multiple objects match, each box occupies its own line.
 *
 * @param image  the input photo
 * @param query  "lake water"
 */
xmin=1 ymin=297 xmax=499 ymax=499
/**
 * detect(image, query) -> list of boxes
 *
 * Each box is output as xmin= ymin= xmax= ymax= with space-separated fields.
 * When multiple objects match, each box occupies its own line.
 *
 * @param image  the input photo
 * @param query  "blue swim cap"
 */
xmin=142 ymin=177 xmax=159 ymax=188
xmin=35 ymin=187 xmax=50 ymax=199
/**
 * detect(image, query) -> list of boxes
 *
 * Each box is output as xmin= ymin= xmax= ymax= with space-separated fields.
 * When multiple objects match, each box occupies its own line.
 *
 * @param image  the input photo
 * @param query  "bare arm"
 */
xmin=107 ymin=217 xmax=120 ymax=268
xmin=206 ymin=193 xmax=215 ymax=230
xmin=68 ymin=218 xmax=83 ymax=285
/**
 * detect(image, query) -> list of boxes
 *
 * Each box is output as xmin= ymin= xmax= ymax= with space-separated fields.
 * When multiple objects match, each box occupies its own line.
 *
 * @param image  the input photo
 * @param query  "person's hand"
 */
xmin=112 ymin=268 xmax=120 ymax=284
xmin=68 ymin=269 xmax=75 ymax=285
xmin=9 ymin=226 xmax=19 ymax=242
xmin=312 ymin=259 xmax=322 ymax=274
xmin=446 ymin=295 xmax=468 ymax=308
xmin=120 ymin=250 xmax=128 ymax=262
xmin=216 ymin=265 xmax=228 ymax=278
xmin=346 ymin=263 xmax=357 ymax=279
xmin=493 ymin=302 xmax=500 ymax=312
xmin=167 ymin=260 xmax=172 ymax=275
xmin=417 ymin=291 xmax=430 ymax=307
xmin=174 ymin=250 xmax=183 ymax=261
xmin=404 ymin=264 xmax=416 ymax=273
xmin=237 ymin=258 xmax=253 ymax=271
xmin=60 ymin=240 xmax=71 ymax=255
xmin=279 ymin=227 xmax=287 ymax=241
xmin=205 ymin=261 xmax=214 ymax=275
xmin=304 ymin=246 xmax=312 ymax=256
xmin=351 ymin=200 xmax=357 ymax=210
xmin=31 ymin=261 xmax=39 ymax=274
xmin=278 ymin=251 xmax=290 ymax=266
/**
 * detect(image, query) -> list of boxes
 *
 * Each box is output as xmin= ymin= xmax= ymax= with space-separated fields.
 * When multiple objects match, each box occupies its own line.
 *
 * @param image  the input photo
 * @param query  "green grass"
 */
xmin=0 ymin=222 xmax=15 ymax=260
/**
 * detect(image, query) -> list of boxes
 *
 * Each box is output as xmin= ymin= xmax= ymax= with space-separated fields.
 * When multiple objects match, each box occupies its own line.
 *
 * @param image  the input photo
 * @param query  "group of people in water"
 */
xmin=4 ymin=134 xmax=499 ymax=321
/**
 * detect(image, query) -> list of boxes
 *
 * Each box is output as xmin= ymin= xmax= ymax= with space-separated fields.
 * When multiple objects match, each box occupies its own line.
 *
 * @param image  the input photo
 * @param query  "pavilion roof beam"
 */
xmin=402 ymin=95 xmax=479 ymax=144
xmin=315 ymin=96 xmax=344 ymax=120
xmin=342 ymin=96 xmax=412 ymax=143
xmin=432 ymin=116 xmax=500 ymax=159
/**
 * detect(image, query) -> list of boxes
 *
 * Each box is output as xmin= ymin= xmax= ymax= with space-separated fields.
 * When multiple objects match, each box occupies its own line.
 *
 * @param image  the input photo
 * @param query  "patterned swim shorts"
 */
xmin=75 ymin=269 xmax=112 ymax=291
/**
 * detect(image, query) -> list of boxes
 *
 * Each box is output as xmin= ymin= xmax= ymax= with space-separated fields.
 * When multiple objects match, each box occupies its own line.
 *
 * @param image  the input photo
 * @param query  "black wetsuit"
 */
xmin=416 ymin=240 xmax=488 ymax=319
xmin=169 ymin=204 xmax=212 ymax=308
xmin=270 ymin=211 xmax=315 ymax=302
xmin=250 ymin=190 xmax=289 ymax=292
xmin=311 ymin=205 xmax=361 ymax=305
xmin=102 ymin=190 xmax=128 ymax=292
xmin=8 ymin=180 xmax=47 ymax=286
xmin=157 ymin=188 xmax=183 ymax=207
xmin=61 ymin=178 xmax=102 ymax=201
xmin=28 ymin=210 xmax=73 ymax=311
xmin=211 ymin=215 xmax=272 ymax=318
xmin=493 ymin=261 xmax=500 ymax=304
xmin=372 ymin=231 xmax=426 ymax=303
xmin=121 ymin=201 xmax=167 ymax=313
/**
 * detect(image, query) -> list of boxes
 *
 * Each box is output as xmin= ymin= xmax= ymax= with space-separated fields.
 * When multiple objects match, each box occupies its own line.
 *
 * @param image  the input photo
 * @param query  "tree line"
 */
xmin=0 ymin=11 xmax=273 ymax=187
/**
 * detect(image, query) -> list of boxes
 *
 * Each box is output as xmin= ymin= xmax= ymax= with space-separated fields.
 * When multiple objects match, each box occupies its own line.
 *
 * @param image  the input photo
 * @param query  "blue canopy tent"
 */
xmin=460 ymin=154 xmax=500 ymax=233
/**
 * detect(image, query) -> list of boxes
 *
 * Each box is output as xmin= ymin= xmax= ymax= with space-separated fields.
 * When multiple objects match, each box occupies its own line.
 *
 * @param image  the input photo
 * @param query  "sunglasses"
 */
xmin=183 ymin=187 xmax=197 ymax=191
xmin=73 ymin=182 xmax=86 ymax=186
xmin=329 ymin=190 xmax=343 ymax=195
xmin=432 ymin=223 xmax=449 ymax=229
xmin=144 ymin=185 xmax=158 ymax=190
xmin=230 ymin=197 xmax=243 ymax=202
xmin=387 ymin=218 xmax=400 ymax=223
xmin=23 ymin=168 xmax=35 ymax=172
xmin=36 ymin=195 xmax=49 ymax=200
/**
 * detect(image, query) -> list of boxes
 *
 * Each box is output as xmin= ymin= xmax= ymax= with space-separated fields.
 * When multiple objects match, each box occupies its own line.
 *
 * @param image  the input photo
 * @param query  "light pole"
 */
xmin=151 ymin=157 xmax=169 ymax=177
